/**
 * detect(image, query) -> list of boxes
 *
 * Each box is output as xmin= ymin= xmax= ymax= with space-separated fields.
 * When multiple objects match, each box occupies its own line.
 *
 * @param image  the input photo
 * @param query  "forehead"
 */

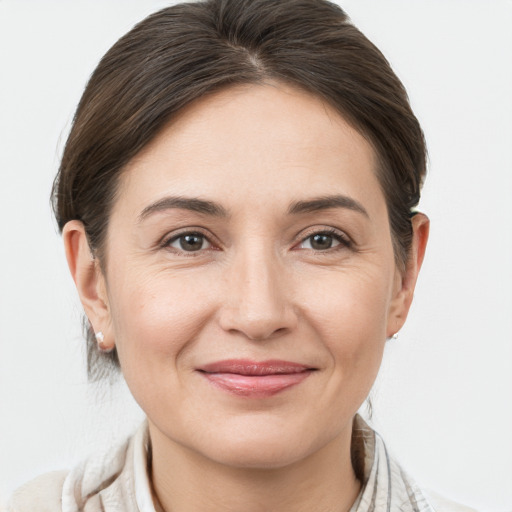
xmin=117 ymin=83 xmax=383 ymax=217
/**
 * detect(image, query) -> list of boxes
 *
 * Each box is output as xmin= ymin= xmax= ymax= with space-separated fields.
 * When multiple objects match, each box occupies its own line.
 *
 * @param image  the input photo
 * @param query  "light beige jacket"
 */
xmin=7 ymin=417 xmax=477 ymax=512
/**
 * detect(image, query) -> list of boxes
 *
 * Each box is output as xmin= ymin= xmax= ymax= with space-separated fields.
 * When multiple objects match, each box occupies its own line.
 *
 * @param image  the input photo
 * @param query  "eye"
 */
xmin=298 ymin=230 xmax=350 ymax=251
xmin=167 ymin=232 xmax=211 ymax=252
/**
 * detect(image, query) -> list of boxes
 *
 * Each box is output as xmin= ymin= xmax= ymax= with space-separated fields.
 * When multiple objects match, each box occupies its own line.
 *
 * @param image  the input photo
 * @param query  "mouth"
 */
xmin=197 ymin=359 xmax=316 ymax=398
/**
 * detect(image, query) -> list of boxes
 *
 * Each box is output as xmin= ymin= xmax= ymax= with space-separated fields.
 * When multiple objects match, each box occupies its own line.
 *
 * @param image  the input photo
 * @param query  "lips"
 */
xmin=197 ymin=359 xmax=315 ymax=398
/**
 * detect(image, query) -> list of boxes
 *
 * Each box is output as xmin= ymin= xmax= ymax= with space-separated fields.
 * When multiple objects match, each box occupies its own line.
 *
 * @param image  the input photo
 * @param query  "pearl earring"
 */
xmin=95 ymin=331 xmax=112 ymax=352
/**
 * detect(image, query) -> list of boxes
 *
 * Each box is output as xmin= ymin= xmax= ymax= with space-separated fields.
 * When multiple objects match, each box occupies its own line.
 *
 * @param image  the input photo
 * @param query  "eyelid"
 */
xmin=168 ymin=233 xmax=212 ymax=251
xmin=157 ymin=225 xmax=352 ymax=254
xmin=160 ymin=227 xmax=220 ymax=252
xmin=293 ymin=226 xmax=352 ymax=250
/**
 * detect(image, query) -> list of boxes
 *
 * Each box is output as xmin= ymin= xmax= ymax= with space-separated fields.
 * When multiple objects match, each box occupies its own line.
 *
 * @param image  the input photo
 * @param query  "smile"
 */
xmin=197 ymin=359 xmax=315 ymax=398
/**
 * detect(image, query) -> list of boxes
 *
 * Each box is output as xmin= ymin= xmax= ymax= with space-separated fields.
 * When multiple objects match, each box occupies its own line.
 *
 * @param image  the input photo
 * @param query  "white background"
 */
xmin=0 ymin=1 xmax=511 ymax=510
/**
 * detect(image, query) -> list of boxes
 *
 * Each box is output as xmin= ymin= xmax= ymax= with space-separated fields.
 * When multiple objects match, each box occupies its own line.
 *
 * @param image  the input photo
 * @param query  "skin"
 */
xmin=64 ymin=83 xmax=429 ymax=512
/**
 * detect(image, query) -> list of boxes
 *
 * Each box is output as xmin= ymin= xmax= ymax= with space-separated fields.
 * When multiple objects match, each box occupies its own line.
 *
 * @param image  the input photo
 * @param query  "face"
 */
xmin=68 ymin=83 xmax=422 ymax=469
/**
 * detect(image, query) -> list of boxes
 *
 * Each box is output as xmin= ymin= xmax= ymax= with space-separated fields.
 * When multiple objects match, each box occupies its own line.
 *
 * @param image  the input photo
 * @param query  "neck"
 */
xmin=148 ymin=422 xmax=361 ymax=512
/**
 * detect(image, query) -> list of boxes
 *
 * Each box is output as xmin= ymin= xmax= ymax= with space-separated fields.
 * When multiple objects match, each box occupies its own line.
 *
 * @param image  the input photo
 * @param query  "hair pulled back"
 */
xmin=52 ymin=0 xmax=427 ymax=380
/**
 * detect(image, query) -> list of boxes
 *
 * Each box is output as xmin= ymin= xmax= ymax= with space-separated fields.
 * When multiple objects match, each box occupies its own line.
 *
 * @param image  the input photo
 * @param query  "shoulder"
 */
xmin=7 ymin=470 xmax=68 ymax=512
xmin=352 ymin=416 xmax=479 ymax=512
xmin=425 ymin=489 xmax=479 ymax=512
xmin=7 ymin=422 xmax=147 ymax=512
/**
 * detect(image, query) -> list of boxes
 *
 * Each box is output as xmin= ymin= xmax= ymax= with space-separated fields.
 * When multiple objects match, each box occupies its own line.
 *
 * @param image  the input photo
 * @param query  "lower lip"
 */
xmin=200 ymin=371 xmax=313 ymax=398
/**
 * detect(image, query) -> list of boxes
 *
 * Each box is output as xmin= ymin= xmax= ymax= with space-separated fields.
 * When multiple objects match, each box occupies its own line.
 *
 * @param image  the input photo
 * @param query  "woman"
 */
xmin=6 ymin=0 xmax=479 ymax=510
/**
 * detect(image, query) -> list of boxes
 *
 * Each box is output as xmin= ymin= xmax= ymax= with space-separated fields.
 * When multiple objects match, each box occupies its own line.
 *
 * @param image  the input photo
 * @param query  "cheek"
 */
xmin=108 ymin=269 xmax=218 ymax=369
xmin=299 ymin=266 xmax=391 ymax=379
xmin=300 ymin=265 xmax=392 ymax=336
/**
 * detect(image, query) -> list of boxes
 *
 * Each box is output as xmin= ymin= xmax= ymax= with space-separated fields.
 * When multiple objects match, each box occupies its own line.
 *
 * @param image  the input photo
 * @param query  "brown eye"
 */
xmin=309 ymin=234 xmax=336 ymax=250
xmin=168 ymin=233 xmax=210 ymax=252
xmin=299 ymin=231 xmax=349 ymax=251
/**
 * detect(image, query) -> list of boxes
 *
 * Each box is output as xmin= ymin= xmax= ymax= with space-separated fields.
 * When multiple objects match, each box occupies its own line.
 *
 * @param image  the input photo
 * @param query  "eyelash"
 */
xmin=161 ymin=228 xmax=215 ymax=256
xmin=296 ymin=228 xmax=352 ymax=252
xmin=160 ymin=227 xmax=352 ymax=255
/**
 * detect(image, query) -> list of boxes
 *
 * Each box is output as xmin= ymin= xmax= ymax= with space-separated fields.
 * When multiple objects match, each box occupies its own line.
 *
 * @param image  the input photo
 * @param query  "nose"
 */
xmin=218 ymin=246 xmax=298 ymax=341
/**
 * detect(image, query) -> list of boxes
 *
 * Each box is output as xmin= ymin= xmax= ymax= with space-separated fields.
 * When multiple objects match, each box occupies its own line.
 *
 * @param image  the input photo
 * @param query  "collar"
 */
xmin=63 ymin=415 xmax=434 ymax=511
xmin=133 ymin=420 xmax=157 ymax=512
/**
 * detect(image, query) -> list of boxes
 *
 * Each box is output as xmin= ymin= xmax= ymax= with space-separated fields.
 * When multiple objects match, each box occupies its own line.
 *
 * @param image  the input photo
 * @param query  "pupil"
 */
xmin=180 ymin=234 xmax=203 ymax=251
xmin=311 ymin=234 xmax=332 ymax=250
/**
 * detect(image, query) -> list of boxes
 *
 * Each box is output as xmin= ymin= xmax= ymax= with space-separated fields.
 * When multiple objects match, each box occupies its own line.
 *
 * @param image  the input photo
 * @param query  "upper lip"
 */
xmin=198 ymin=359 xmax=314 ymax=376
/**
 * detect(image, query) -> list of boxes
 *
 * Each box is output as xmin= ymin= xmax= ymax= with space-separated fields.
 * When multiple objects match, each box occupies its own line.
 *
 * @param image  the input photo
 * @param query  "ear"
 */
xmin=62 ymin=220 xmax=115 ymax=351
xmin=386 ymin=213 xmax=430 ymax=337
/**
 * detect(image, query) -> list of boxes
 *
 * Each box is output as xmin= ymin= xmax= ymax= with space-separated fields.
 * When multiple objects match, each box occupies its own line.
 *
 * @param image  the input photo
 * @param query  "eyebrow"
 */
xmin=287 ymin=195 xmax=369 ymax=217
xmin=138 ymin=193 xmax=368 ymax=223
xmin=138 ymin=196 xmax=229 ymax=222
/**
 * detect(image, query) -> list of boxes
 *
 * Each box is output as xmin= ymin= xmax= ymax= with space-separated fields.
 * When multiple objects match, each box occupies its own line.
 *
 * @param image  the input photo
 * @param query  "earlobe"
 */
xmin=62 ymin=221 xmax=114 ymax=351
xmin=386 ymin=213 xmax=430 ymax=337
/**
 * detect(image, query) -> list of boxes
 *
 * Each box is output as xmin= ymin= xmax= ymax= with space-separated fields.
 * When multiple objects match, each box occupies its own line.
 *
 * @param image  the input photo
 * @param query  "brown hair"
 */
xmin=52 ymin=0 xmax=427 ymax=380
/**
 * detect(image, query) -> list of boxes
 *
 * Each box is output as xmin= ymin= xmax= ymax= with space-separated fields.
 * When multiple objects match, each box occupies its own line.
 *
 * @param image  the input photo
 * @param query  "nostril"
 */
xmin=222 ymin=322 xmax=293 ymax=342
xmin=218 ymin=263 xmax=298 ymax=339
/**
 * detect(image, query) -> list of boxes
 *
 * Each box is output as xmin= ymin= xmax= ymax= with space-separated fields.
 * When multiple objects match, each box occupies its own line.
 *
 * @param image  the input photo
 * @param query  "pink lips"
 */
xmin=198 ymin=359 xmax=314 ymax=398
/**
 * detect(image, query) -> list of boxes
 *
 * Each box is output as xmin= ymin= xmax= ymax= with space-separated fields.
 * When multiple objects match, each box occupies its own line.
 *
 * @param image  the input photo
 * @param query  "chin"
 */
xmin=207 ymin=438 xmax=315 ymax=470
xmin=192 ymin=421 xmax=335 ymax=470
